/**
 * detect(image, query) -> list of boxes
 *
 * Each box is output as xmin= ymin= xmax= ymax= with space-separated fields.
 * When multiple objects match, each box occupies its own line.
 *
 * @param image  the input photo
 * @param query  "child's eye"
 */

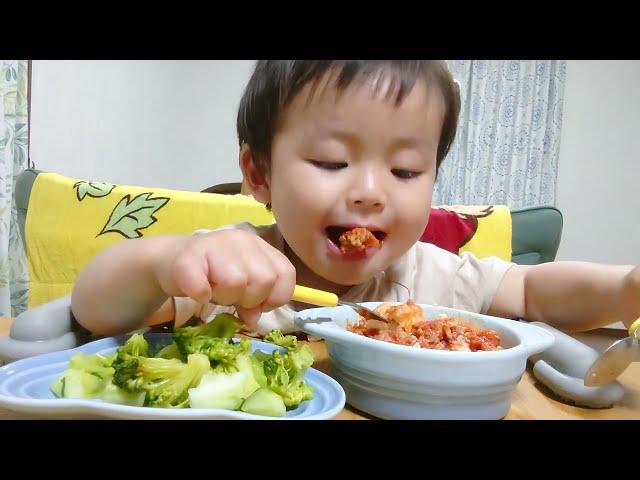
xmin=391 ymin=169 xmax=422 ymax=179
xmin=308 ymin=160 xmax=348 ymax=170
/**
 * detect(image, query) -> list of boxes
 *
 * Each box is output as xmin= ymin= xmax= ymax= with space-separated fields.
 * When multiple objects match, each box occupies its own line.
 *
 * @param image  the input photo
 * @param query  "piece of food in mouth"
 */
xmin=338 ymin=227 xmax=381 ymax=254
xmin=348 ymin=300 xmax=502 ymax=352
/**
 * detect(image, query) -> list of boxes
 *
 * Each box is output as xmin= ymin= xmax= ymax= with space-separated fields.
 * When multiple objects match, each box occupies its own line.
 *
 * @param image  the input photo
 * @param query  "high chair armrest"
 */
xmin=527 ymin=321 xmax=624 ymax=408
xmin=0 ymin=295 xmax=83 ymax=364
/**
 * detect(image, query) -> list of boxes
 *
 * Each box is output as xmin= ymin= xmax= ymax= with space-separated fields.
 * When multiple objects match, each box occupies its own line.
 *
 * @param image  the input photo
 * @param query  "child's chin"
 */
xmin=321 ymin=265 xmax=378 ymax=287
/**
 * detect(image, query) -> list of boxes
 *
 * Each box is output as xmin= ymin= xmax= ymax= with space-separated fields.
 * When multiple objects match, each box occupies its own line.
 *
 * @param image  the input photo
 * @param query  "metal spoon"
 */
xmin=584 ymin=318 xmax=640 ymax=387
xmin=291 ymin=284 xmax=393 ymax=324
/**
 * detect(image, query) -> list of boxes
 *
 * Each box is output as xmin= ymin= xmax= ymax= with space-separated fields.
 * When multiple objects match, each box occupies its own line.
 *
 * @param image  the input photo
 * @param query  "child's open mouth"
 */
xmin=325 ymin=226 xmax=386 ymax=259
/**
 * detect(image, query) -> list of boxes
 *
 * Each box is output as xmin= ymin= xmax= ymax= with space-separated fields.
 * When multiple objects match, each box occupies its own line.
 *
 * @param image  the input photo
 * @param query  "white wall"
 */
xmin=30 ymin=60 xmax=255 ymax=191
xmin=556 ymin=60 xmax=640 ymax=265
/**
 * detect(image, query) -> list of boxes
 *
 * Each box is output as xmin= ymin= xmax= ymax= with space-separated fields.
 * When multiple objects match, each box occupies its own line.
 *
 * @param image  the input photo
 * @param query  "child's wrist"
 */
xmin=143 ymin=235 xmax=191 ymax=290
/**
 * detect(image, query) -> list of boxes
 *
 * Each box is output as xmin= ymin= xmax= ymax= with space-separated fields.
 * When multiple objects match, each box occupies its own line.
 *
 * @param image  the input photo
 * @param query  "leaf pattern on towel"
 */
xmin=99 ymin=193 xmax=170 ymax=239
xmin=73 ymin=181 xmax=116 ymax=201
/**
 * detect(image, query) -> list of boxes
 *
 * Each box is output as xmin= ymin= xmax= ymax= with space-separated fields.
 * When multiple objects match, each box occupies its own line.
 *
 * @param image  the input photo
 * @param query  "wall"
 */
xmin=30 ymin=60 xmax=255 ymax=191
xmin=555 ymin=60 xmax=640 ymax=265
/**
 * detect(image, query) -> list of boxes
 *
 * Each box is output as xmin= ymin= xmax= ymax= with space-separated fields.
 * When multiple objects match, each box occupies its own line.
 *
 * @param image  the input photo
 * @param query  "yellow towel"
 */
xmin=458 ymin=205 xmax=512 ymax=261
xmin=25 ymin=173 xmax=275 ymax=308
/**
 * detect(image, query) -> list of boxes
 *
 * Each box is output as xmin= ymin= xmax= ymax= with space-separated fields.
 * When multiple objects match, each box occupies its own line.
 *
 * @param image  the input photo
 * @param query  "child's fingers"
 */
xmin=207 ymin=263 xmax=249 ymax=306
xmin=236 ymin=305 xmax=262 ymax=331
xmin=172 ymin=253 xmax=212 ymax=305
xmin=203 ymin=233 xmax=283 ymax=309
xmin=232 ymin=238 xmax=296 ymax=311
xmin=256 ymin=241 xmax=296 ymax=312
xmin=238 ymin=264 xmax=278 ymax=309
xmin=206 ymin=256 xmax=276 ymax=309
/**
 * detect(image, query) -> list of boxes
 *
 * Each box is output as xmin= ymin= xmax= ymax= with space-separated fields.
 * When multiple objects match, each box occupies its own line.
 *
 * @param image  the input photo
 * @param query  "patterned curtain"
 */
xmin=0 ymin=60 xmax=29 ymax=317
xmin=434 ymin=60 xmax=566 ymax=208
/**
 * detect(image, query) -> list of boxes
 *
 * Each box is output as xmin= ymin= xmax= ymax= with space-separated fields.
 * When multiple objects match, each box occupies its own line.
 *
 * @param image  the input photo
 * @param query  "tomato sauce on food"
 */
xmin=347 ymin=300 xmax=502 ymax=352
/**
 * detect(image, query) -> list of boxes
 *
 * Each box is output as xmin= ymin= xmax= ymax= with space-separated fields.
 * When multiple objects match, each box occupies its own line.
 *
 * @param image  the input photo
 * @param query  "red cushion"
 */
xmin=420 ymin=208 xmax=479 ymax=255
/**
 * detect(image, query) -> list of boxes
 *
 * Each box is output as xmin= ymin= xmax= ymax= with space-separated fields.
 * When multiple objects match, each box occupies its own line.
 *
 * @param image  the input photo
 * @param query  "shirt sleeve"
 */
xmin=452 ymin=252 xmax=516 ymax=314
xmin=410 ymin=242 xmax=516 ymax=315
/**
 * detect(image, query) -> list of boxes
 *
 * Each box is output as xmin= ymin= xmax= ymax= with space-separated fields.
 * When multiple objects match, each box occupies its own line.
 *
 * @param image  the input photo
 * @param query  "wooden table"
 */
xmin=2 ymin=316 xmax=639 ymax=419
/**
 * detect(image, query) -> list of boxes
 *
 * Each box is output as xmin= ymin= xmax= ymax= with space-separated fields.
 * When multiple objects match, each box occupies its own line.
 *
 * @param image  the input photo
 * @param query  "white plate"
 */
xmin=0 ymin=333 xmax=345 ymax=420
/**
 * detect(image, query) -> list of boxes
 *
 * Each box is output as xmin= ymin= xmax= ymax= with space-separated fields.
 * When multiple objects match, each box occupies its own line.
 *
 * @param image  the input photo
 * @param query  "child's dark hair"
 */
xmin=237 ymin=60 xmax=461 ymax=176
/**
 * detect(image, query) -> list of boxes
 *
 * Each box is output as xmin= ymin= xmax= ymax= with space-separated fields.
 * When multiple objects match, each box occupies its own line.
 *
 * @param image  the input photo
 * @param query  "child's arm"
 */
xmin=488 ymin=262 xmax=639 ymax=332
xmin=71 ymin=229 xmax=296 ymax=336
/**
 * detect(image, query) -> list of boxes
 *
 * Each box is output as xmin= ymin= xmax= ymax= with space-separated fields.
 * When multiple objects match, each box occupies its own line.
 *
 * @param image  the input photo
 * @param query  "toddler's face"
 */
xmin=260 ymin=72 xmax=445 ymax=288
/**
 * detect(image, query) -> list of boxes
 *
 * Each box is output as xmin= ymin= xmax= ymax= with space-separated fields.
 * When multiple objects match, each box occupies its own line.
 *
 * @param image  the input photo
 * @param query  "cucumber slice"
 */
xmin=102 ymin=382 xmax=146 ymax=406
xmin=241 ymin=388 xmax=286 ymax=417
xmin=188 ymin=371 xmax=248 ymax=410
xmin=60 ymin=370 xmax=103 ymax=399
xmin=155 ymin=343 xmax=184 ymax=361
xmin=50 ymin=376 xmax=65 ymax=398
xmin=235 ymin=354 xmax=261 ymax=398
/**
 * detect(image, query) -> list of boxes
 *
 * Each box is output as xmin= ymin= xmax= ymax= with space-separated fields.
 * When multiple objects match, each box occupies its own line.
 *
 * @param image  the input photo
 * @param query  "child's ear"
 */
xmin=239 ymin=144 xmax=271 ymax=205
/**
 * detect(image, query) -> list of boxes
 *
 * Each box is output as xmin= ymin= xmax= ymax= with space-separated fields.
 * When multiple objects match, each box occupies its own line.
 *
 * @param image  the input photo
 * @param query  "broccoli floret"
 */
xmin=187 ymin=337 xmax=251 ymax=372
xmin=119 ymin=333 xmax=150 ymax=357
xmin=173 ymin=314 xmax=249 ymax=371
xmin=110 ymin=333 xmax=151 ymax=384
xmin=173 ymin=313 xmax=242 ymax=344
xmin=261 ymin=345 xmax=314 ymax=408
xmin=113 ymin=353 xmax=210 ymax=408
xmin=263 ymin=330 xmax=298 ymax=349
xmin=278 ymin=377 xmax=313 ymax=408
xmin=112 ymin=333 xmax=149 ymax=365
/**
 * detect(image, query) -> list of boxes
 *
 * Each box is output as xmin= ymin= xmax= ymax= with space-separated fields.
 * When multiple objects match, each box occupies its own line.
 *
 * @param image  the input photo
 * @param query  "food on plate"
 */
xmin=347 ymin=300 xmax=502 ymax=352
xmin=50 ymin=313 xmax=314 ymax=416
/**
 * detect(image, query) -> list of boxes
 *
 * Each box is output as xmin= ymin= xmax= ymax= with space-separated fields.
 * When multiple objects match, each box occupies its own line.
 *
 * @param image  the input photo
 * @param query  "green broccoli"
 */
xmin=173 ymin=313 xmax=242 ymax=344
xmin=112 ymin=333 xmax=150 ymax=368
xmin=263 ymin=330 xmax=298 ymax=349
xmin=119 ymin=333 xmax=150 ymax=356
xmin=113 ymin=353 xmax=210 ymax=408
xmin=277 ymin=377 xmax=313 ymax=408
xmin=173 ymin=314 xmax=249 ymax=371
xmin=174 ymin=332 xmax=251 ymax=370
xmin=261 ymin=345 xmax=314 ymax=408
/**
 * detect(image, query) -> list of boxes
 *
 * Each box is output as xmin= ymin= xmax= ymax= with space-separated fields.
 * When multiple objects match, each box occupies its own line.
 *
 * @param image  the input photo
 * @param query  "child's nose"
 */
xmin=348 ymin=169 xmax=386 ymax=210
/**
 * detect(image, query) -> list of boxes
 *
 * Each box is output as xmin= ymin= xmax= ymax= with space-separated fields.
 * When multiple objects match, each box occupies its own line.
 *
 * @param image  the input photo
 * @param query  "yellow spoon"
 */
xmin=291 ymin=285 xmax=391 ymax=324
xmin=584 ymin=317 xmax=640 ymax=387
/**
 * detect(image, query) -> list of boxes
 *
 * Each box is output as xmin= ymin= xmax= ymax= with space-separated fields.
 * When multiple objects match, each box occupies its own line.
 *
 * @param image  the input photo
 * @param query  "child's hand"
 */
xmin=619 ymin=265 xmax=640 ymax=329
xmin=153 ymin=229 xmax=296 ymax=330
